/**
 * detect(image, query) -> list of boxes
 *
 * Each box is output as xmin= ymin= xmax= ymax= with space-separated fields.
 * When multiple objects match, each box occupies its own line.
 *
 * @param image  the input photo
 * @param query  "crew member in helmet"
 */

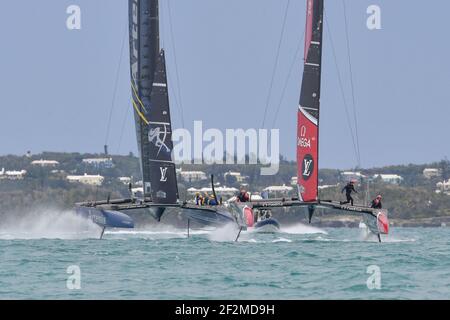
xmin=209 ymin=194 xmax=218 ymax=206
xmin=371 ymin=195 xmax=383 ymax=209
xmin=237 ymin=187 xmax=250 ymax=202
xmin=340 ymin=180 xmax=358 ymax=206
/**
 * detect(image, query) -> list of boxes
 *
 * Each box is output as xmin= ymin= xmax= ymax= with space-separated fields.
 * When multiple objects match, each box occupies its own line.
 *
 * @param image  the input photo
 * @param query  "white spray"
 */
xmin=0 ymin=207 xmax=100 ymax=240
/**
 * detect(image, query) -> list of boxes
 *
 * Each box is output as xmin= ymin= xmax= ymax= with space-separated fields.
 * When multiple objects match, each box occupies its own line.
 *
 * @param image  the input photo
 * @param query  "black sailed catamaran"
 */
xmin=76 ymin=0 xmax=389 ymax=241
xmin=75 ymin=0 xmax=239 ymax=237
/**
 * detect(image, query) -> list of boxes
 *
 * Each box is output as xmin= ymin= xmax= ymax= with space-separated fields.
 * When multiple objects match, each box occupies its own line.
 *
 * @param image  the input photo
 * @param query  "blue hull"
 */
xmin=75 ymin=206 xmax=134 ymax=229
xmin=254 ymin=218 xmax=280 ymax=233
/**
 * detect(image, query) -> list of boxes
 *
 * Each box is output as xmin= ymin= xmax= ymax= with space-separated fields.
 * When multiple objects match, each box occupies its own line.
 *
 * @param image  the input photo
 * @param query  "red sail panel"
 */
xmin=297 ymin=109 xmax=318 ymax=201
xmin=297 ymin=0 xmax=323 ymax=202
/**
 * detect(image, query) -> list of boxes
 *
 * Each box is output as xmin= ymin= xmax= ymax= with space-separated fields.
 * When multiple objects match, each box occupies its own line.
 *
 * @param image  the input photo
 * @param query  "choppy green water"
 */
xmin=0 ymin=215 xmax=449 ymax=299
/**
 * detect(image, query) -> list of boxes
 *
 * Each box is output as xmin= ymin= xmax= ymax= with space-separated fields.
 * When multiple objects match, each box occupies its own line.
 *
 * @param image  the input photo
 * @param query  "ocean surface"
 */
xmin=0 ymin=211 xmax=449 ymax=300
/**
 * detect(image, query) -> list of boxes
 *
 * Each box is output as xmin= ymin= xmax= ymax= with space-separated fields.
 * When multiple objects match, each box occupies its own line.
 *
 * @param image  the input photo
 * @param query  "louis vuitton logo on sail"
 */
xmin=302 ymin=155 xmax=314 ymax=180
xmin=160 ymin=167 xmax=168 ymax=182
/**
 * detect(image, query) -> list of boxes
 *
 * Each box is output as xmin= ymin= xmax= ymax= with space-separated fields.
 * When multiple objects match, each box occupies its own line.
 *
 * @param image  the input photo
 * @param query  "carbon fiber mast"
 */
xmin=129 ymin=0 xmax=160 ymax=198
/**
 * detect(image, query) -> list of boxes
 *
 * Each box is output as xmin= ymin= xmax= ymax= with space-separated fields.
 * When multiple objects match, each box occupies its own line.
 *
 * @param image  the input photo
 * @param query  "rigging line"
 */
xmin=161 ymin=0 xmax=182 ymax=129
xmin=166 ymin=67 xmax=183 ymax=129
xmin=261 ymin=0 xmax=291 ymax=129
xmin=342 ymin=0 xmax=361 ymax=166
xmin=104 ymin=24 xmax=128 ymax=148
xmin=131 ymin=81 xmax=147 ymax=113
xmin=116 ymin=102 xmax=131 ymax=154
xmin=167 ymin=0 xmax=186 ymax=128
xmin=159 ymin=0 xmax=180 ymax=129
xmin=132 ymin=99 xmax=150 ymax=125
xmin=271 ymin=32 xmax=305 ymax=128
xmin=324 ymin=10 xmax=360 ymax=167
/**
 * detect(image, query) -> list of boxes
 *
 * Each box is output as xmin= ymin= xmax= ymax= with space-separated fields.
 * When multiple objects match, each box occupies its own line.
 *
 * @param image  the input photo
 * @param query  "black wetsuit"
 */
xmin=371 ymin=199 xmax=382 ymax=209
xmin=341 ymin=183 xmax=357 ymax=206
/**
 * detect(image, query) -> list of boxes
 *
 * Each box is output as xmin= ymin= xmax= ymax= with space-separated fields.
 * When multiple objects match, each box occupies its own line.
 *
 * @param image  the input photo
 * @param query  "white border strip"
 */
xmin=299 ymin=106 xmax=318 ymax=126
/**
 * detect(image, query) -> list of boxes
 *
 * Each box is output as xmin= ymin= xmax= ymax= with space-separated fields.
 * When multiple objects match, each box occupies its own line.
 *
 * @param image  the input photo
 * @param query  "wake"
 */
xmin=0 ymin=207 xmax=100 ymax=240
xmin=281 ymin=223 xmax=328 ymax=235
xmin=106 ymin=225 xmax=210 ymax=239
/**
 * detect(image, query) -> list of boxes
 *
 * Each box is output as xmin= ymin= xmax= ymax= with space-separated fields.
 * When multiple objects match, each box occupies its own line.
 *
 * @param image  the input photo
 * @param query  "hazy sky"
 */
xmin=0 ymin=0 xmax=449 ymax=169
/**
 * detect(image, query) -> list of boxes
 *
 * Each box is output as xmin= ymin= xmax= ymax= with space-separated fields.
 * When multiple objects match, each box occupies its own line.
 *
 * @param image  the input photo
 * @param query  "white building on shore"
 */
xmin=340 ymin=171 xmax=365 ymax=182
xmin=224 ymin=171 xmax=248 ymax=183
xmin=436 ymin=179 xmax=450 ymax=195
xmin=262 ymin=184 xmax=293 ymax=197
xmin=423 ymin=168 xmax=441 ymax=179
xmin=31 ymin=159 xmax=59 ymax=167
xmin=176 ymin=168 xmax=208 ymax=182
xmin=67 ymin=173 xmax=104 ymax=186
xmin=373 ymin=174 xmax=404 ymax=185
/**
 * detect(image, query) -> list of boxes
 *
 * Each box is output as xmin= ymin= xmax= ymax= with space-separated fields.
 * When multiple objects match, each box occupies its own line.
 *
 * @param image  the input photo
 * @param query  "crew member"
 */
xmin=195 ymin=192 xmax=202 ymax=205
xmin=203 ymin=193 xmax=209 ymax=206
xmin=129 ymin=182 xmax=136 ymax=203
xmin=340 ymin=180 xmax=358 ymax=206
xmin=209 ymin=195 xmax=218 ymax=206
xmin=371 ymin=195 xmax=383 ymax=209
xmin=237 ymin=187 xmax=250 ymax=202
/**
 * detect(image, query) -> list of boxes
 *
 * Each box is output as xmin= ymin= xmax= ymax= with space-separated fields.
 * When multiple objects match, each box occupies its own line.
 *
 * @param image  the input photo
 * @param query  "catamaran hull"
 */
xmin=253 ymin=218 xmax=280 ymax=233
xmin=180 ymin=204 xmax=282 ymax=233
xmin=362 ymin=210 xmax=389 ymax=235
xmin=75 ymin=206 xmax=134 ymax=229
xmin=181 ymin=207 xmax=235 ymax=226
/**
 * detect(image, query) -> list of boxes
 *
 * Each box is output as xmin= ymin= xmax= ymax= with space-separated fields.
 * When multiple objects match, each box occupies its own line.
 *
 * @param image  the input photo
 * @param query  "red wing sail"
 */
xmin=297 ymin=0 xmax=324 ymax=202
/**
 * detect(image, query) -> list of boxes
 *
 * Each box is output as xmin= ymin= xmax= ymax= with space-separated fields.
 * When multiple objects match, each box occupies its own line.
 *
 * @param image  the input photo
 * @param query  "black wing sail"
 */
xmin=147 ymin=50 xmax=179 ymax=204
xmin=128 ymin=0 xmax=160 ymax=197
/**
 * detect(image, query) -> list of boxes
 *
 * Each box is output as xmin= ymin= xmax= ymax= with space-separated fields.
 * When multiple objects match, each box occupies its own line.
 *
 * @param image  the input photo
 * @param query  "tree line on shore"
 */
xmin=0 ymin=152 xmax=448 ymax=220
